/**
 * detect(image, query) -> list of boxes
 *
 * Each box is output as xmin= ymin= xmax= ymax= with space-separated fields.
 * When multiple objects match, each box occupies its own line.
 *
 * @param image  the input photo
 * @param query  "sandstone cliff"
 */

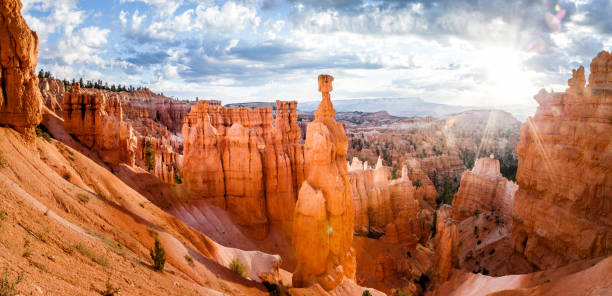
xmin=349 ymin=157 xmax=429 ymax=245
xmin=433 ymin=205 xmax=459 ymax=286
xmin=452 ymin=156 xmax=517 ymax=222
xmin=0 ymin=0 xmax=43 ymax=140
xmin=292 ymin=75 xmax=355 ymax=290
xmin=182 ymin=99 xmax=304 ymax=239
xmin=39 ymin=77 xmax=65 ymax=115
xmin=62 ymin=84 xmax=136 ymax=167
xmin=512 ymin=51 xmax=612 ymax=270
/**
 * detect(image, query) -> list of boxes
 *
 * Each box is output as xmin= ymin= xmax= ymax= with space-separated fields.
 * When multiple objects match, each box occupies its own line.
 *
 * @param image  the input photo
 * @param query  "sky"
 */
xmin=22 ymin=0 xmax=612 ymax=106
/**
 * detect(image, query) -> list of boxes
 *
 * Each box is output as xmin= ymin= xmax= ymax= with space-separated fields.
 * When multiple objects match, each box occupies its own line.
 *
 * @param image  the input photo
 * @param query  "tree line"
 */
xmin=37 ymin=69 xmax=143 ymax=93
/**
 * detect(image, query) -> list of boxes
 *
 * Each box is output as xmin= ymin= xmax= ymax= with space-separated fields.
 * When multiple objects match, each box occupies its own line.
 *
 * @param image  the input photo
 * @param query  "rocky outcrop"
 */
xmin=0 ymin=0 xmax=43 ymax=140
xmin=62 ymin=84 xmax=136 ymax=167
xmin=349 ymin=157 xmax=428 ymax=245
xmin=39 ymin=78 xmax=65 ymax=115
xmin=511 ymin=51 xmax=612 ymax=270
xmin=292 ymin=75 xmax=355 ymax=290
xmin=182 ymin=99 xmax=304 ymax=239
xmin=404 ymin=157 xmax=438 ymax=208
xmin=120 ymin=88 xmax=194 ymax=134
xmin=452 ymin=156 xmax=517 ymax=222
xmin=136 ymin=131 xmax=182 ymax=184
xmin=433 ymin=205 xmax=459 ymax=286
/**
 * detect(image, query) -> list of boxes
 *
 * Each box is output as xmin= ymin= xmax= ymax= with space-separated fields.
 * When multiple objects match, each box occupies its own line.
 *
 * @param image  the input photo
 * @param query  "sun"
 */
xmin=482 ymin=47 xmax=535 ymax=105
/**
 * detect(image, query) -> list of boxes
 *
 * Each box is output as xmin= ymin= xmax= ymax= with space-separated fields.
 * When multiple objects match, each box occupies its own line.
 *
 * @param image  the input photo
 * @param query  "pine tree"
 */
xmin=149 ymin=237 xmax=166 ymax=272
xmin=144 ymin=140 xmax=155 ymax=171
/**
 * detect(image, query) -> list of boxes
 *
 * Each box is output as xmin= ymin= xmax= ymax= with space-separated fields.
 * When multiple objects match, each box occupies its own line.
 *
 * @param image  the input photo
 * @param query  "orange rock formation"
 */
xmin=182 ymin=99 xmax=304 ymax=239
xmin=433 ymin=205 xmax=459 ymax=286
xmin=512 ymin=51 xmax=612 ymax=270
xmin=62 ymin=84 xmax=136 ymax=167
xmin=452 ymin=156 xmax=517 ymax=222
xmin=292 ymin=75 xmax=355 ymax=290
xmin=349 ymin=157 xmax=429 ymax=245
xmin=0 ymin=0 xmax=43 ymax=140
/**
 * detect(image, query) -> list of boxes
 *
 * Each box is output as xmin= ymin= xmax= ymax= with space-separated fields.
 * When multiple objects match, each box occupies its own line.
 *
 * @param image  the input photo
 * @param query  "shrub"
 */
xmin=412 ymin=178 xmax=422 ymax=188
xmin=77 ymin=193 xmax=90 ymax=204
xmin=100 ymin=277 xmax=120 ymax=296
xmin=35 ymin=125 xmax=52 ymax=142
xmin=229 ymin=257 xmax=248 ymax=278
xmin=75 ymin=243 xmax=108 ymax=267
xmin=0 ymin=267 xmax=23 ymax=296
xmin=144 ymin=140 xmax=155 ymax=171
xmin=149 ymin=237 xmax=166 ymax=271
xmin=362 ymin=290 xmax=373 ymax=296
xmin=184 ymin=254 xmax=194 ymax=266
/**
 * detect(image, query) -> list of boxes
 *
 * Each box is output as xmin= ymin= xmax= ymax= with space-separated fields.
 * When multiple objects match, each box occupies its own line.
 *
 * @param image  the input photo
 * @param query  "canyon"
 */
xmin=0 ymin=1 xmax=610 ymax=295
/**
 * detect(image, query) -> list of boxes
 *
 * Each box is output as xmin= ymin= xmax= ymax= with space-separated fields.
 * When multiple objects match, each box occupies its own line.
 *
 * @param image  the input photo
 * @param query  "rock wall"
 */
xmin=511 ymin=51 xmax=612 ymax=270
xmin=404 ymin=157 xmax=438 ymax=208
xmin=452 ymin=156 xmax=517 ymax=222
xmin=39 ymin=78 xmax=64 ymax=115
xmin=62 ymin=84 xmax=136 ymax=167
xmin=0 ymin=0 xmax=43 ymax=140
xmin=292 ymin=75 xmax=355 ymax=290
xmin=136 ymin=130 xmax=182 ymax=184
xmin=182 ymin=99 xmax=304 ymax=239
xmin=433 ymin=205 xmax=459 ymax=286
xmin=349 ymin=157 xmax=428 ymax=245
xmin=420 ymin=154 xmax=466 ymax=191
xmin=120 ymin=88 xmax=194 ymax=134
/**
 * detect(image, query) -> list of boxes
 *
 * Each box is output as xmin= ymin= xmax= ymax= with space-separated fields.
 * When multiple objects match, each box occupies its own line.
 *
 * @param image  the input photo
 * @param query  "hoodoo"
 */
xmin=511 ymin=51 xmax=612 ymax=270
xmin=292 ymin=75 xmax=356 ymax=290
xmin=0 ymin=0 xmax=43 ymax=141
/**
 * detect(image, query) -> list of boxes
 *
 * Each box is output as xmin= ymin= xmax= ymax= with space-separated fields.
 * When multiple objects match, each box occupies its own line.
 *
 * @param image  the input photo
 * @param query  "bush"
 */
xmin=412 ymin=178 xmax=422 ymax=188
xmin=184 ymin=254 xmax=194 ymax=266
xmin=229 ymin=257 xmax=248 ymax=278
xmin=0 ymin=267 xmax=23 ymax=296
xmin=35 ymin=125 xmax=52 ymax=142
xmin=144 ymin=140 xmax=155 ymax=171
xmin=100 ymin=277 xmax=120 ymax=296
xmin=75 ymin=243 xmax=109 ymax=267
xmin=149 ymin=237 xmax=166 ymax=271
xmin=362 ymin=290 xmax=372 ymax=296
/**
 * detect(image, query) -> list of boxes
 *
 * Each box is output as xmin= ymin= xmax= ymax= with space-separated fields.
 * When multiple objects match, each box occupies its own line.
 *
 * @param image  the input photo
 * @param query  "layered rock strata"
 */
xmin=62 ymin=84 xmax=136 ymax=167
xmin=0 ymin=0 xmax=43 ymax=140
xmin=349 ymin=157 xmax=428 ymax=245
xmin=452 ymin=156 xmax=517 ymax=222
xmin=182 ymin=99 xmax=304 ymax=239
xmin=511 ymin=51 xmax=612 ymax=270
xmin=292 ymin=75 xmax=355 ymax=290
xmin=39 ymin=78 xmax=64 ymax=115
xmin=433 ymin=205 xmax=459 ymax=286
xmin=404 ymin=157 xmax=438 ymax=208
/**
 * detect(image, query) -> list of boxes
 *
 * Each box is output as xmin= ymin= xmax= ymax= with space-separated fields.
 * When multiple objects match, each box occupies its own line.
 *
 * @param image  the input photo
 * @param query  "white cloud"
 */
xmin=21 ymin=0 xmax=84 ymax=42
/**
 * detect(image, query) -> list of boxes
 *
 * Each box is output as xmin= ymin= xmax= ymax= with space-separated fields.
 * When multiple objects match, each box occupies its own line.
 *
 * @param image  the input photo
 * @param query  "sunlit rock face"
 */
xmin=39 ymin=78 xmax=65 ymax=115
xmin=63 ymin=84 xmax=137 ymax=167
xmin=292 ymin=75 xmax=356 ymax=290
xmin=182 ymin=99 xmax=304 ymax=239
xmin=349 ymin=157 xmax=429 ymax=245
xmin=120 ymin=88 xmax=193 ymax=134
xmin=404 ymin=157 xmax=438 ymax=209
xmin=0 ymin=0 xmax=43 ymax=141
xmin=135 ymin=131 xmax=182 ymax=184
xmin=452 ymin=156 xmax=517 ymax=222
xmin=511 ymin=51 xmax=612 ymax=270
xmin=433 ymin=205 xmax=459 ymax=286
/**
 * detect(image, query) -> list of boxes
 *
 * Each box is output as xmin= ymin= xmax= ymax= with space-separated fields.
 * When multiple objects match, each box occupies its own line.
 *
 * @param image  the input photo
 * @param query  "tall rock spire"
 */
xmin=292 ymin=74 xmax=356 ymax=290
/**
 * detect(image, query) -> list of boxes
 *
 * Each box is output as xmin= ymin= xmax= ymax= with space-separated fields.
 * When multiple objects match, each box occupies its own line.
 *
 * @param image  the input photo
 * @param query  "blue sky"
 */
xmin=22 ymin=0 xmax=612 ymax=106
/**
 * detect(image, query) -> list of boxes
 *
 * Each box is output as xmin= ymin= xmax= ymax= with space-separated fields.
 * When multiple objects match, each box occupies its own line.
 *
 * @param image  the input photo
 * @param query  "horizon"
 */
xmin=23 ymin=0 xmax=611 ymax=106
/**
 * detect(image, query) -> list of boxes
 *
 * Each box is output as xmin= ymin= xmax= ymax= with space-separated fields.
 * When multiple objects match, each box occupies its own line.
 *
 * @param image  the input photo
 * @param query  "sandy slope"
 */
xmin=434 ymin=256 xmax=612 ymax=296
xmin=0 ymin=124 xmax=279 ymax=295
